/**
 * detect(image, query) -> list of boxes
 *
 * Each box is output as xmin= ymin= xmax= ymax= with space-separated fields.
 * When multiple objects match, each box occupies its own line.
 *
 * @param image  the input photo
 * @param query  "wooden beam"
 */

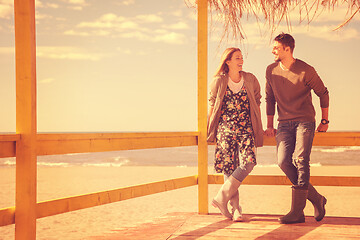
xmin=208 ymin=174 xmax=360 ymax=186
xmin=0 ymin=176 xmax=197 ymax=226
xmin=0 ymin=135 xmax=19 ymax=158
xmin=36 ymin=175 xmax=198 ymax=219
xmin=2 ymin=132 xmax=360 ymax=158
xmin=262 ymin=132 xmax=360 ymax=146
xmin=2 ymin=173 xmax=360 ymax=227
xmin=14 ymin=0 xmax=37 ymax=239
xmin=37 ymin=132 xmax=198 ymax=155
xmin=313 ymin=132 xmax=360 ymax=146
xmin=0 ymin=207 xmax=15 ymax=227
xmin=197 ymin=0 xmax=208 ymax=215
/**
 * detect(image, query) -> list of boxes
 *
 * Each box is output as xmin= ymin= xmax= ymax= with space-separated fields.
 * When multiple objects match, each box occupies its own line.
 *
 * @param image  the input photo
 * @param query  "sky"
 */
xmin=0 ymin=0 xmax=359 ymax=133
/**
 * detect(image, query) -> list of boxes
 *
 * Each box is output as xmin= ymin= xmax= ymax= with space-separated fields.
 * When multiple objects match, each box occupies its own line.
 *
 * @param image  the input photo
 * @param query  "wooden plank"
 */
xmin=168 ymin=214 xmax=360 ymax=239
xmin=0 ymin=134 xmax=20 ymax=158
xmin=313 ymin=132 xmax=360 ymax=146
xmin=1 ymin=132 xmax=360 ymax=158
xmin=84 ymin=212 xmax=360 ymax=240
xmin=0 ymin=207 xmax=15 ymax=227
xmin=208 ymin=174 xmax=360 ymax=187
xmin=0 ymin=141 xmax=16 ymax=158
xmin=0 ymin=134 xmax=20 ymax=141
xmin=14 ymin=0 xmax=37 ymax=239
xmin=37 ymin=132 xmax=198 ymax=155
xmin=89 ymin=212 xmax=196 ymax=240
xmin=0 ymin=176 xmax=198 ymax=227
xmin=262 ymin=132 xmax=360 ymax=146
xmin=36 ymin=176 xmax=198 ymax=219
xmin=197 ymin=0 xmax=209 ymax=215
xmin=36 ymin=132 xmax=198 ymax=140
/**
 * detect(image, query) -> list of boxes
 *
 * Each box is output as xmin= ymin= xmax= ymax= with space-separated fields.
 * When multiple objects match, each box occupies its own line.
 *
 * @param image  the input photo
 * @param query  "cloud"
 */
xmin=36 ymin=13 xmax=53 ymax=20
xmin=170 ymin=9 xmax=183 ymax=18
xmin=65 ymin=12 xmax=188 ymax=44
xmin=153 ymin=32 xmax=186 ymax=44
xmin=118 ymin=0 xmax=135 ymax=6
xmin=164 ymin=22 xmax=189 ymax=30
xmin=68 ymin=0 xmax=85 ymax=4
xmin=76 ymin=13 xmax=139 ymax=30
xmin=0 ymin=2 xmax=12 ymax=19
xmin=286 ymin=3 xmax=360 ymax=24
xmin=121 ymin=31 xmax=149 ymax=40
xmin=120 ymin=29 xmax=187 ymax=45
xmin=35 ymin=0 xmax=58 ymax=9
xmin=0 ymin=0 xmax=13 ymax=4
xmin=291 ymin=24 xmax=360 ymax=42
xmin=39 ymin=78 xmax=55 ymax=84
xmin=208 ymin=6 xmax=360 ymax=47
xmin=37 ymin=46 xmax=103 ymax=61
xmin=135 ymin=14 xmax=163 ymax=23
xmin=62 ymin=0 xmax=87 ymax=10
xmin=0 ymin=47 xmax=14 ymax=55
xmin=117 ymin=48 xmax=153 ymax=55
xmin=0 ymin=46 xmax=107 ymax=61
xmin=64 ymin=29 xmax=90 ymax=36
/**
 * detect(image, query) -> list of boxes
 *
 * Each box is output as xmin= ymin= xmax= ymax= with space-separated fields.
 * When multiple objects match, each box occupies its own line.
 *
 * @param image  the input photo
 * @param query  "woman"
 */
xmin=208 ymin=48 xmax=263 ymax=221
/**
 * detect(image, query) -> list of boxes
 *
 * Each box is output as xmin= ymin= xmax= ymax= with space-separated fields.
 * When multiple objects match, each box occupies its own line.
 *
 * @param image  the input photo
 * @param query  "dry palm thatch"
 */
xmin=186 ymin=0 xmax=360 ymax=41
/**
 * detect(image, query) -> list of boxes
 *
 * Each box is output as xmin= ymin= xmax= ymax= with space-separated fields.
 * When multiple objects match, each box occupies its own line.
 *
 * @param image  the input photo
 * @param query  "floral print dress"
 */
xmin=214 ymin=86 xmax=256 ymax=175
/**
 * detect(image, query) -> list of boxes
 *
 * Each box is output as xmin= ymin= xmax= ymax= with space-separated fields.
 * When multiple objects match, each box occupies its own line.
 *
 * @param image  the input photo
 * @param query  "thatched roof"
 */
xmin=188 ymin=0 xmax=360 ymax=41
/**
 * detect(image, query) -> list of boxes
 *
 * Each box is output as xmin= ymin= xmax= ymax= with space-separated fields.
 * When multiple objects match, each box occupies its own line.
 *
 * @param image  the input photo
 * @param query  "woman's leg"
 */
xmin=224 ymin=174 xmax=242 ymax=221
xmin=212 ymin=129 xmax=238 ymax=219
xmin=228 ymin=134 xmax=257 ymax=221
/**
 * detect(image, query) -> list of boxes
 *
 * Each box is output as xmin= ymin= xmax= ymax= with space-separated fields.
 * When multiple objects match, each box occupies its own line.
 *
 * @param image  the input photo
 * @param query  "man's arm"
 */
xmin=265 ymin=67 xmax=277 ymax=137
xmin=316 ymin=107 xmax=329 ymax=132
xmin=265 ymin=115 xmax=276 ymax=137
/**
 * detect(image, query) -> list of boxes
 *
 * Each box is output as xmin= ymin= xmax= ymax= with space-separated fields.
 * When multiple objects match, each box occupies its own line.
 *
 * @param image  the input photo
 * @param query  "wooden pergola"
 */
xmin=0 ymin=1 xmax=360 ymax=239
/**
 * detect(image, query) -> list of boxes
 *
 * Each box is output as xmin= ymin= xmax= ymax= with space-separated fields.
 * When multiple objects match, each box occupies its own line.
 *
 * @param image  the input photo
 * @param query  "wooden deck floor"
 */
xmin=90 ymin=212 xmax=360 ymax=239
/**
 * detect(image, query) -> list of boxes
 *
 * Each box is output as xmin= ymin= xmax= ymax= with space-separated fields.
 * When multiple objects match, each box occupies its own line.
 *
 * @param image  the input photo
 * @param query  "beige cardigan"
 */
xmin=207 ymin=72 xmax=264 ymax=147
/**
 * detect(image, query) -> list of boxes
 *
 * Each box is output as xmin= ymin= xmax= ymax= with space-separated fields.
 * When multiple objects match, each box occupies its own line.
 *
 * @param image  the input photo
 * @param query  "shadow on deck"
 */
xmin=89 ymin=212 xmax=360 ymax=239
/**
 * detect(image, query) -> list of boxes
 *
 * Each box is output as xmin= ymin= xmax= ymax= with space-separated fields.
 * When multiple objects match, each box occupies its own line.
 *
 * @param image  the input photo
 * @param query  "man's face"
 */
xmin=272 ymin=41 xmax=286 ymax=62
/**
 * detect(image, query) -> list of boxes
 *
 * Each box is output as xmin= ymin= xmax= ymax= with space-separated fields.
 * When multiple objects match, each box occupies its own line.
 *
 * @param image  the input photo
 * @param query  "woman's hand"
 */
xmin=265 ymin=127 xmax=277 ymax=137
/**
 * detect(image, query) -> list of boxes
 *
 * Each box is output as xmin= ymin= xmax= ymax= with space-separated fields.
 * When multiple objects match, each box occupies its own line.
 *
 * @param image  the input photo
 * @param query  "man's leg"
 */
xmin=277 ymin=121 xmax=307 ymax=224
xmin=293 ymin=121 xmax=315 ymax=188
xmin=295 ymin=122 xmax=327 ymax=221
xmin=276 ymin=122 xmax=297 ymax=184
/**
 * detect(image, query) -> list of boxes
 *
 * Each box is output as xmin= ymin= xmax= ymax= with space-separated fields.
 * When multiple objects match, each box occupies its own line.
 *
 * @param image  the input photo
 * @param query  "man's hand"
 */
xmin=317 ymin=123 xmax=328 ymax=132
xmin=265 ymin=127 xmax=277 ymax=137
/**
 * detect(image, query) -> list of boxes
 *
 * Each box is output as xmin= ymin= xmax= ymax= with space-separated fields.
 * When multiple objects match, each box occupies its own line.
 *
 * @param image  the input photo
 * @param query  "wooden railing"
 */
xmin=6 ymin=1 xmax=360 ymax=239
xmin=1 ymin=132 xmax=360 ymax=228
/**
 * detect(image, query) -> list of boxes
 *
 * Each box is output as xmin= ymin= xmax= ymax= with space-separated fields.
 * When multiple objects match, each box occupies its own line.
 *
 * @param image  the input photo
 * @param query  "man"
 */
xmin=265 ymin=33 xmax=329 ymax=224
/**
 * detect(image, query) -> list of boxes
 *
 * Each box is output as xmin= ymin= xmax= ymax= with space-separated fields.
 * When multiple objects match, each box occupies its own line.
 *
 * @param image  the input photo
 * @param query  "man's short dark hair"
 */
xmin=274 ymin=33 xmax=295 ymax=52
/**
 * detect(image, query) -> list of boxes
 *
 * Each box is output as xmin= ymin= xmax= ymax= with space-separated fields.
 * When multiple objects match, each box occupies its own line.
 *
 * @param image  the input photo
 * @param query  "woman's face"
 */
xmin=226 ymin=50 xmax=243 ymax=72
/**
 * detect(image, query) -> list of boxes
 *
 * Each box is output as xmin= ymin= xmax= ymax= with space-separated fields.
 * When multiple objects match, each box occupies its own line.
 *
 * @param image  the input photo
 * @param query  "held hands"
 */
xmin=317 ymin=123 xmax=329 ymax=132
xmin=265 ymin=127 xmax=277 ymax=137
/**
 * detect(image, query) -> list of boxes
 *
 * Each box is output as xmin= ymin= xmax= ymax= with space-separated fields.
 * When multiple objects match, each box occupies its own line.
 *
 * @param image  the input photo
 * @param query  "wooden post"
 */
xmin=14 ymin=0 xmax=37 ymax=239
xmin=197 ymin=0 xmax=208 ymax=214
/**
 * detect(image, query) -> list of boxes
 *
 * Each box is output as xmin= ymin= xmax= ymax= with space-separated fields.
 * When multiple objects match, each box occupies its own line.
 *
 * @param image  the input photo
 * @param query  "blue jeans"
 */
xmin=276 ymin=121 xmax=315 ymax=188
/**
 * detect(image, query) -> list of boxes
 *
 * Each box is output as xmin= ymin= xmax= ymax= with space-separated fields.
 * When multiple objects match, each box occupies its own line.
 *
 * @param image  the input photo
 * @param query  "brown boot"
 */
xmin=308 ymin=184 xmax=327 ymax=221
xmin=212 ymin=176 xmax=241 ymax=219
xmin=279 ymin=186 xmax=308 ymax=224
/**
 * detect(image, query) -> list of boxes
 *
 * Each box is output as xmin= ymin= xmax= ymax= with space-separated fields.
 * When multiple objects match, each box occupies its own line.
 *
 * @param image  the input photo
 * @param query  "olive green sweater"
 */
xmin=266 ymin=59 xmax=329 ymax=122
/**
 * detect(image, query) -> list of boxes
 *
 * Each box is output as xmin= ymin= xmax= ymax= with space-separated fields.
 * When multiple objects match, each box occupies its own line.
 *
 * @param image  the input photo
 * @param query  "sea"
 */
xmin=1 ymin=145 xmax=360 ymax=168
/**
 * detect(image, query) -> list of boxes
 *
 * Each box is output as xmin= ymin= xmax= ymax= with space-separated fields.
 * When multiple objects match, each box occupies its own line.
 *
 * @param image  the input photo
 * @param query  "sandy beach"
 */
xmin=0 ymin=165 xmax=359 ymax=240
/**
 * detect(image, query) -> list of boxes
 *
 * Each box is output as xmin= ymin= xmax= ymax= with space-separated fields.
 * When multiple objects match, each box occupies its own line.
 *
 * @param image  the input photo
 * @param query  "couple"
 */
xmin=207 ymin=33 xmax=329 ymax=224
